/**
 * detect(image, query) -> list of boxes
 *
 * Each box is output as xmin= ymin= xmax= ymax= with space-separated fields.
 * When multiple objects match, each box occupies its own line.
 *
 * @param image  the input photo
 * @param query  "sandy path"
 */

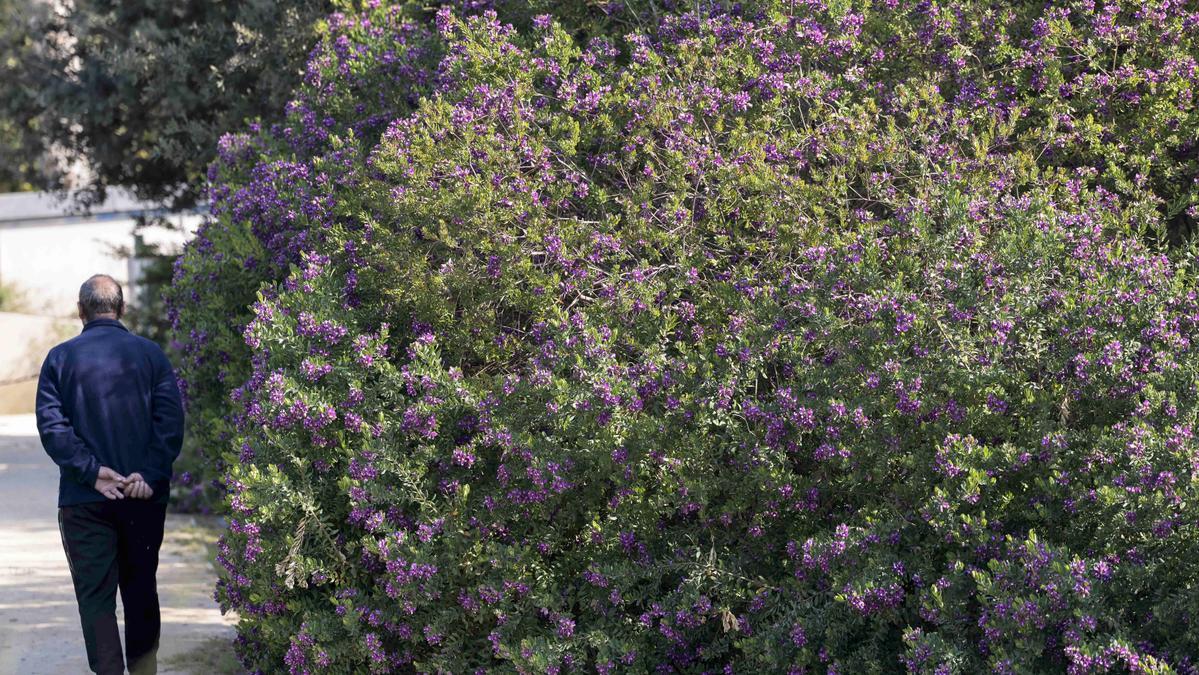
xmin=0 ymin=414 xmax=239 ymax=674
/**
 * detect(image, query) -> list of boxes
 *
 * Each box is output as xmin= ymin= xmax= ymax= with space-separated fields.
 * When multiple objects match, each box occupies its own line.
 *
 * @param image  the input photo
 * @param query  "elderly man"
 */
xmin=35 ymin=274 xmax=185 ymax=675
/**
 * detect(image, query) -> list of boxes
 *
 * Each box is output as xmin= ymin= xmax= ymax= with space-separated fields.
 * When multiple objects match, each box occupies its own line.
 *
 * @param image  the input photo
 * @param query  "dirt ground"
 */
xmin=0 ymin=414 xmax=242 ymax=674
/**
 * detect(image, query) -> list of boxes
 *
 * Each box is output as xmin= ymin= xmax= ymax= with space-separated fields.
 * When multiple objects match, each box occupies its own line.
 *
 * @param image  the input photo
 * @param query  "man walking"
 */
xmin=35 ymin=274 xmax=185 ymax=675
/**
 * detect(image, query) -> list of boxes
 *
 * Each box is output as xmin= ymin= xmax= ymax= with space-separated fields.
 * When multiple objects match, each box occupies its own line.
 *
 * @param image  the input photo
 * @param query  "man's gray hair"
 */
xmin=78 ymin=274 xmax=124 ymax=320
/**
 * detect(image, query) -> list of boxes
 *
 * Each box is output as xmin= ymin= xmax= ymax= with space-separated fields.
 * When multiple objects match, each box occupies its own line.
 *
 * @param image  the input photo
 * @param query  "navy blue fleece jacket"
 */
xmin=35 ymin=317 xmax=184 ymax=507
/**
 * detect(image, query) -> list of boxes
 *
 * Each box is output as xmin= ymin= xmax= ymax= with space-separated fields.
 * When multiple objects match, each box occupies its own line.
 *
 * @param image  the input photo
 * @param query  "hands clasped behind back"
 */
xmin=121 ymin=472 xmax=155 ymax=499
xmin=92 ymin=466 xmax=155 ymax=500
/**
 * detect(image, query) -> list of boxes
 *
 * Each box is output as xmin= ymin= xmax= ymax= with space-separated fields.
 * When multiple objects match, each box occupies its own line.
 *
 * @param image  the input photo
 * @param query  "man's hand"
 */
xmin=94 ymin=466 xmax=127 ymax=499
xmin=120 ymin=472 xmax=154 ymax=500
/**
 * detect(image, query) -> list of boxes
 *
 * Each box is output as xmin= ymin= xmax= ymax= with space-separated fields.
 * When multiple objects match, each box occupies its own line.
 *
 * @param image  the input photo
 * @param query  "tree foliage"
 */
xmin=0 ymin=0 xmax=332 ymax=207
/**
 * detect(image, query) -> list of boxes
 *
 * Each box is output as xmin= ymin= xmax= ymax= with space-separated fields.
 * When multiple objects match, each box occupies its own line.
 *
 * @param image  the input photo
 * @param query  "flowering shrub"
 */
xmin=167 ymin=0 xmax=1199 ymax=672
xmin=163 ymin=0 xmax=672 ymax=511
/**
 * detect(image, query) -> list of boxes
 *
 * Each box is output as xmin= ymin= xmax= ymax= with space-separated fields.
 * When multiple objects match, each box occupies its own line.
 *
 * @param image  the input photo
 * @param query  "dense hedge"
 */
xmin=167 ymin=0 xmax=1199 ymax=672
xmin=164 ymin=0 xmax=665 ymax=514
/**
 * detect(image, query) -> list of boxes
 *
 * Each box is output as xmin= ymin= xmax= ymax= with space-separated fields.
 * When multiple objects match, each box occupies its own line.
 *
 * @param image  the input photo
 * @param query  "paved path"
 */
xmin=0 ymin=415 xmax=239 ymax=674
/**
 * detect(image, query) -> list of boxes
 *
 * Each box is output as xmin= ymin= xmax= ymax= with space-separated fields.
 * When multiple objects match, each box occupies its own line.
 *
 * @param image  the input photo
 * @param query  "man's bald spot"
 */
xmin=78 ymin=274 xmax=124 ymax=321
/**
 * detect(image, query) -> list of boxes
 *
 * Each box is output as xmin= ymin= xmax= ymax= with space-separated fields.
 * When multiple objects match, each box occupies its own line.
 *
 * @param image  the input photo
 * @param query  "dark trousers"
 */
xmin=58 ymin=499 xmax=168 ymax=675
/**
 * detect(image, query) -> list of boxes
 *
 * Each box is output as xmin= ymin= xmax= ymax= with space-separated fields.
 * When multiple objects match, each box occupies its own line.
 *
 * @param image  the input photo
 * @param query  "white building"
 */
xmin=0 ymin=189 xmax=204 ymax=413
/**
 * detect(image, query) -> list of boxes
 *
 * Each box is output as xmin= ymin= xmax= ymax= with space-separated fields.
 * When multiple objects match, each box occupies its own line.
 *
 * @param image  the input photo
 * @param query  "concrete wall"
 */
xmin=0 ymin=191 xmax=203 ymax=413
xmin=0 ymin=214 xmax=200 ymax=316
xmin=0 ymin=380 xmax=38 ymax=417
xmin=0 ymin=312 xmax=77 ymax=414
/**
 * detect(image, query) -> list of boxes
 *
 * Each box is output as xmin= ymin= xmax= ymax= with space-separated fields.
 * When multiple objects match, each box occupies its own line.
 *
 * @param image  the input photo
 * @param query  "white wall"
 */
xmin=0 ymin=214 xmax=201 ymax=316
xmin=0 ymin=312 xmax=76 ymax=414
xmin=0 ymin=203 xmax=203 ymax=412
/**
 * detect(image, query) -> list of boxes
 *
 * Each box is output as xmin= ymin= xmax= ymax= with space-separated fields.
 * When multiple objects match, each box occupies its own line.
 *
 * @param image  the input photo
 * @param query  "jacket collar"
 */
xmin=81 ymin=317 xmax=129 ymax=333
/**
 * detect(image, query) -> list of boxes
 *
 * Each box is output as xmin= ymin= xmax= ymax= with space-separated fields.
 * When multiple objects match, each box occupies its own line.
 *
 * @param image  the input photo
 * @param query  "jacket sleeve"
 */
xmin=35 ymin=351 xmax=101 ymax=487
xmin=138 ymin=348 xmax=184 ymax=491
